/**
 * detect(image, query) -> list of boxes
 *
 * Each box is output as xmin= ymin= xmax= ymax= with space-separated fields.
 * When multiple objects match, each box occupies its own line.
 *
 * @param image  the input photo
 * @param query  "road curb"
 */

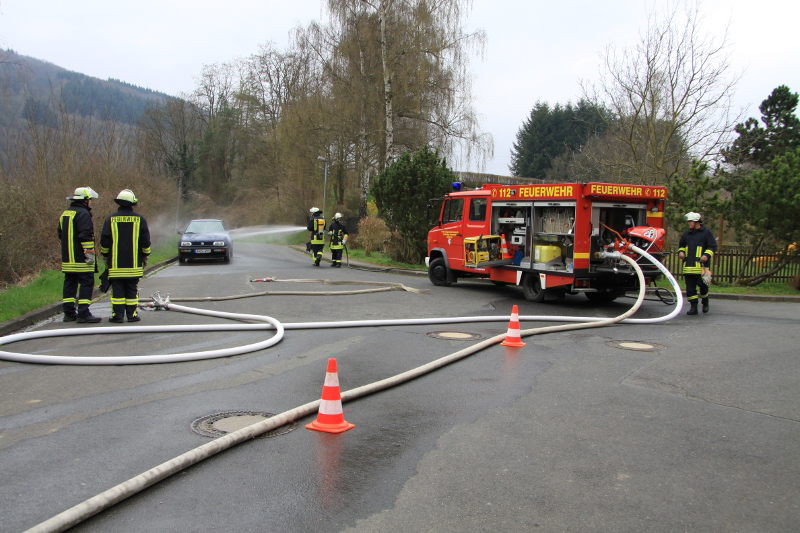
xmin=0 ymin=258 xmax=177 ymax=337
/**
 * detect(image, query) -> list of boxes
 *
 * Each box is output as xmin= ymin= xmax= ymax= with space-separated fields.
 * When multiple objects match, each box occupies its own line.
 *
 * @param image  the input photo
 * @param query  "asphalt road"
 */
xmin=1 ymin=228 xmax=799 ymax=532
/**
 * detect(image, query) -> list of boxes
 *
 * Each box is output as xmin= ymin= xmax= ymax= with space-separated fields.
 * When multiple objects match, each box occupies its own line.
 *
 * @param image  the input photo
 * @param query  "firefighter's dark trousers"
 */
xmin=110 ymin=278 xmax=141 ymax=320
xmin=63 ymin=271 xmax=94 ymax=317
xmin=310 ymin=243 xmax=324 ymax=266
xmin=330 ymin=246 xmax=343 ymax=267
xmin=684 ymin=273 xmax=709 ymax=305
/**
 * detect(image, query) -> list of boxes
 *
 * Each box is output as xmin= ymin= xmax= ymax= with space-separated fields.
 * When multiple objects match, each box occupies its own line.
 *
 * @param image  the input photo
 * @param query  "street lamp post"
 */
xmin=176 ymin=174 xmax=182 ymax=234
xmin=317 ymin=156 xmax=329 ymax=215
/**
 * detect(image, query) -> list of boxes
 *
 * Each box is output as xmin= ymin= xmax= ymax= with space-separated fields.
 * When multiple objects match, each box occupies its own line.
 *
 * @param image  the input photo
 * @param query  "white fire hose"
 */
xmin=3 ymin=244 xmax=677 ymax=366
xmin=18 ymin=244 xmax=680 ymax=532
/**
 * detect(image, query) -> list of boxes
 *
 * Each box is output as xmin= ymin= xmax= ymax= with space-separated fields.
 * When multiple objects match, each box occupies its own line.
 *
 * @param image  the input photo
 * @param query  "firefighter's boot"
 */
xmin=702 ymin=298 xmax=709 ymax=313
xmin=111 ymin=300 xmax=126 ymax=322
xmin=687 ymin=300 xmax=698 ymax=315
xmin=63 ymin=302 xmax=77 ymax=322
xmin=127 ymin=306 xmax=141 ymax=322
xmin=77 ymin=312 xmax=101 ymax=324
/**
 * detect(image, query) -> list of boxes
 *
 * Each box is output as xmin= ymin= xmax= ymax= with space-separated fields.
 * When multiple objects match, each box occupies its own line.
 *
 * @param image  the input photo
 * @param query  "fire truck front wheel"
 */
xmin=521 ymin=273 xmax=545 ymax=303
xmin=428 ymin=257 xmax=453 ymax=286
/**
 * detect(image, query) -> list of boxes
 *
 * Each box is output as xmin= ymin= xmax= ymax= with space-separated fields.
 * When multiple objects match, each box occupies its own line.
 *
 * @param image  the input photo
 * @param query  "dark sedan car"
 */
xmin=178 ymin=219 xmax=233 ymax=263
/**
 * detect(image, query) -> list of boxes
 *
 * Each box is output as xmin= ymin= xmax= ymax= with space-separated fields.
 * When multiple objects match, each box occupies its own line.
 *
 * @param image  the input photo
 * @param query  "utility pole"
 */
xmin=176 ymin=174 xmax=182 ymax=233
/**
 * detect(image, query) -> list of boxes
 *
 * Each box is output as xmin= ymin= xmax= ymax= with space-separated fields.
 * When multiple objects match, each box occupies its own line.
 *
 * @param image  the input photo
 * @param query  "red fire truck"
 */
xmin=426 ymin=182 xmax=668 ymax=302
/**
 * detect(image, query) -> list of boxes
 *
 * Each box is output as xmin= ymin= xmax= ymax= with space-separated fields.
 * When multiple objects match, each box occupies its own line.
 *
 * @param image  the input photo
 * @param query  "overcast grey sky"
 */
xmin=1 ymin=0 xmax=798 ymax=175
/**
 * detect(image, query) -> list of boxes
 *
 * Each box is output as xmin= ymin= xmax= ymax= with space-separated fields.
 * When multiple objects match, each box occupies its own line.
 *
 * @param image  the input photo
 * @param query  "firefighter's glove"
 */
xmin=84 ymin=249 xmax=96 ymax=265
xmin=99 ymin=269 xmax=110 ymax=293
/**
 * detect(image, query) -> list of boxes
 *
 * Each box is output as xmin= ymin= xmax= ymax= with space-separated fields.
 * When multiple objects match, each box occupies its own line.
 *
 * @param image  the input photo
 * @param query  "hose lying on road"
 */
xmin=2 ymin=245 xmax=677 ymax=366
xmin=140 ymin=279 xmax=428 ymax=303
xmin=0 ymin=306 xmax=285 ymax=366
xmin=23 ymin=251 xmax=671 ymax=532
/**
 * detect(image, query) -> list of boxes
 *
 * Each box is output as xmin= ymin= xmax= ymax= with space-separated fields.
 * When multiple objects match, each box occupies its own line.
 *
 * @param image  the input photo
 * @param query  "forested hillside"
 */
xmin=0 ymin=49 xmax=168 ymax=128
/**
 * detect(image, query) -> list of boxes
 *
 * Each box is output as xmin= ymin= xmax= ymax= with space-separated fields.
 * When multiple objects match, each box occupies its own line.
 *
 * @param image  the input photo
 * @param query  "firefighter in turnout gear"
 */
xmin=328 ymin=212 xmax=348 ymax=267
xmin=100 ymin=189 xmax=151 ymax=323
xmin=678 ymin=212 xmax=717 ymax=315
xmin=307 ymin=207 xmax=325 ymax=266
xmin=58 ymin=186 xmax=102 ymax=323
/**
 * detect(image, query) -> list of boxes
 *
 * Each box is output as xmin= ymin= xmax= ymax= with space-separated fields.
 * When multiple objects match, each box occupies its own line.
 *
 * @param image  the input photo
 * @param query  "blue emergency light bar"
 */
xmin=452 ymin=181 xmax=463 ymax=191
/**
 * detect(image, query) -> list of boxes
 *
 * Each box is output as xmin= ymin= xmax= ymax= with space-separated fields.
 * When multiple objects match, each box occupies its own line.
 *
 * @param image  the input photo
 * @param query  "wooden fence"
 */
xmin=660 ymin=246 xmax=800 ymax=284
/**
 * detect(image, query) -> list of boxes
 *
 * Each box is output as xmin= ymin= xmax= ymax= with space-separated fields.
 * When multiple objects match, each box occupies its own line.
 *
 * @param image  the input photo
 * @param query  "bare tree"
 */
xmin=241 ymin=43 xmax=315 ymax=132
xmin=192 ymin=63 xmax=235 ymax=125
xmin=138 ymin=97 xmax=203 ymax=230
xmin=582 ymin=2 xmax=739 ymax=185
xmin=325 ymin=0 xmax=489 ymax=215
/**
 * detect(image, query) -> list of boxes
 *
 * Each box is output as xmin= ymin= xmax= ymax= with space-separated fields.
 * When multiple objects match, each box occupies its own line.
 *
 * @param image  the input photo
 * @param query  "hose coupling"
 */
xmin=150 ymin=291 xmax=171 ymax=310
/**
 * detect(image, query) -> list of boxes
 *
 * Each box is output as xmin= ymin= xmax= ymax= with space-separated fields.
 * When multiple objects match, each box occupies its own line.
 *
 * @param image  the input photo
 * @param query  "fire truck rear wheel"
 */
xmin=522 ymin=274 xmax=545 ymax=303
xmin=428 ymin=257 xmax=452 ymax=287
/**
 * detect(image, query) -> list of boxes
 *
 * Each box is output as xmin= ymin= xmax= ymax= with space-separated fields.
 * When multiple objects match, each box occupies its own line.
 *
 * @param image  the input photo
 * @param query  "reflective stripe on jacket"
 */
xmin=58 ymin=202 xmax=95 ymax=273
xmin=100 ymin=207 xmax=151 ymax=279
xmin=678 ymin=226 xmax=717 ymax=274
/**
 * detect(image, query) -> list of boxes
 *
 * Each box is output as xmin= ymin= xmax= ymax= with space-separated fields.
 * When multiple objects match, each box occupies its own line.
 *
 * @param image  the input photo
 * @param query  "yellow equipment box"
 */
xmin=464 ymin=235 xmax=502 ymax=266
xmin=534 ymin=244 xmax=562 ymax=263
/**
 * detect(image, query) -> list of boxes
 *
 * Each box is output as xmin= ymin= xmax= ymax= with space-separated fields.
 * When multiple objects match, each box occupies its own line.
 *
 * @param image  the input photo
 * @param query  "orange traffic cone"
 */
xmin=500 ymin=304 xmax=526 ymax=347
xmin=306 ymin=358 xmax=355 ymax=434
xmin=500 ymin=234 xmax=510 ymax=259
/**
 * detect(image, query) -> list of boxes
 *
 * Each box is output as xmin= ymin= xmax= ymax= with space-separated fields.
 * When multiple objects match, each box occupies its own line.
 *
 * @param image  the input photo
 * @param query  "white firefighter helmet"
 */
xmin=67 ymin=186 xmax=99 ymax=201
xmin=334 ymin=212 xmax=343 ymax=220
xmin=684 ymin=212 xmax=701 ymax=222
xmin=115 ymin=189 xmax=138 ymax=204
xmin=309 ymin=207 xmax=320 ymax=214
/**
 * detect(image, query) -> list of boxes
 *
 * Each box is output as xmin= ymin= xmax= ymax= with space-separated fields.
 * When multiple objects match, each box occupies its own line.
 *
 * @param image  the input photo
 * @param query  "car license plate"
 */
xmin=195 ymin=249 xmax=211 ymax=254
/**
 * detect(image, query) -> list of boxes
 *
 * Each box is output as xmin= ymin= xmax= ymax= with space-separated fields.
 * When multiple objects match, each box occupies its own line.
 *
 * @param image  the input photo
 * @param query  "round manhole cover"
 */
xmin=607 ymin=340 xmax=664 ymax=352
xmin=191 ymin=411 xmax=296 ymax=438
xmin=427 ymin=331 xmax=483 ymax=341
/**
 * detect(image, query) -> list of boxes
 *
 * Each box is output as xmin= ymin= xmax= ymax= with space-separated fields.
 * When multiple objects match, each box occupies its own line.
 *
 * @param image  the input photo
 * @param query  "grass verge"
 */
xmin=343 ymin=247 xmax=426 ymax=270
xmin=0 ymin=270 xmax=64 ymax=322
xmin=0 ymin=236 xmax=179 ymax=322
